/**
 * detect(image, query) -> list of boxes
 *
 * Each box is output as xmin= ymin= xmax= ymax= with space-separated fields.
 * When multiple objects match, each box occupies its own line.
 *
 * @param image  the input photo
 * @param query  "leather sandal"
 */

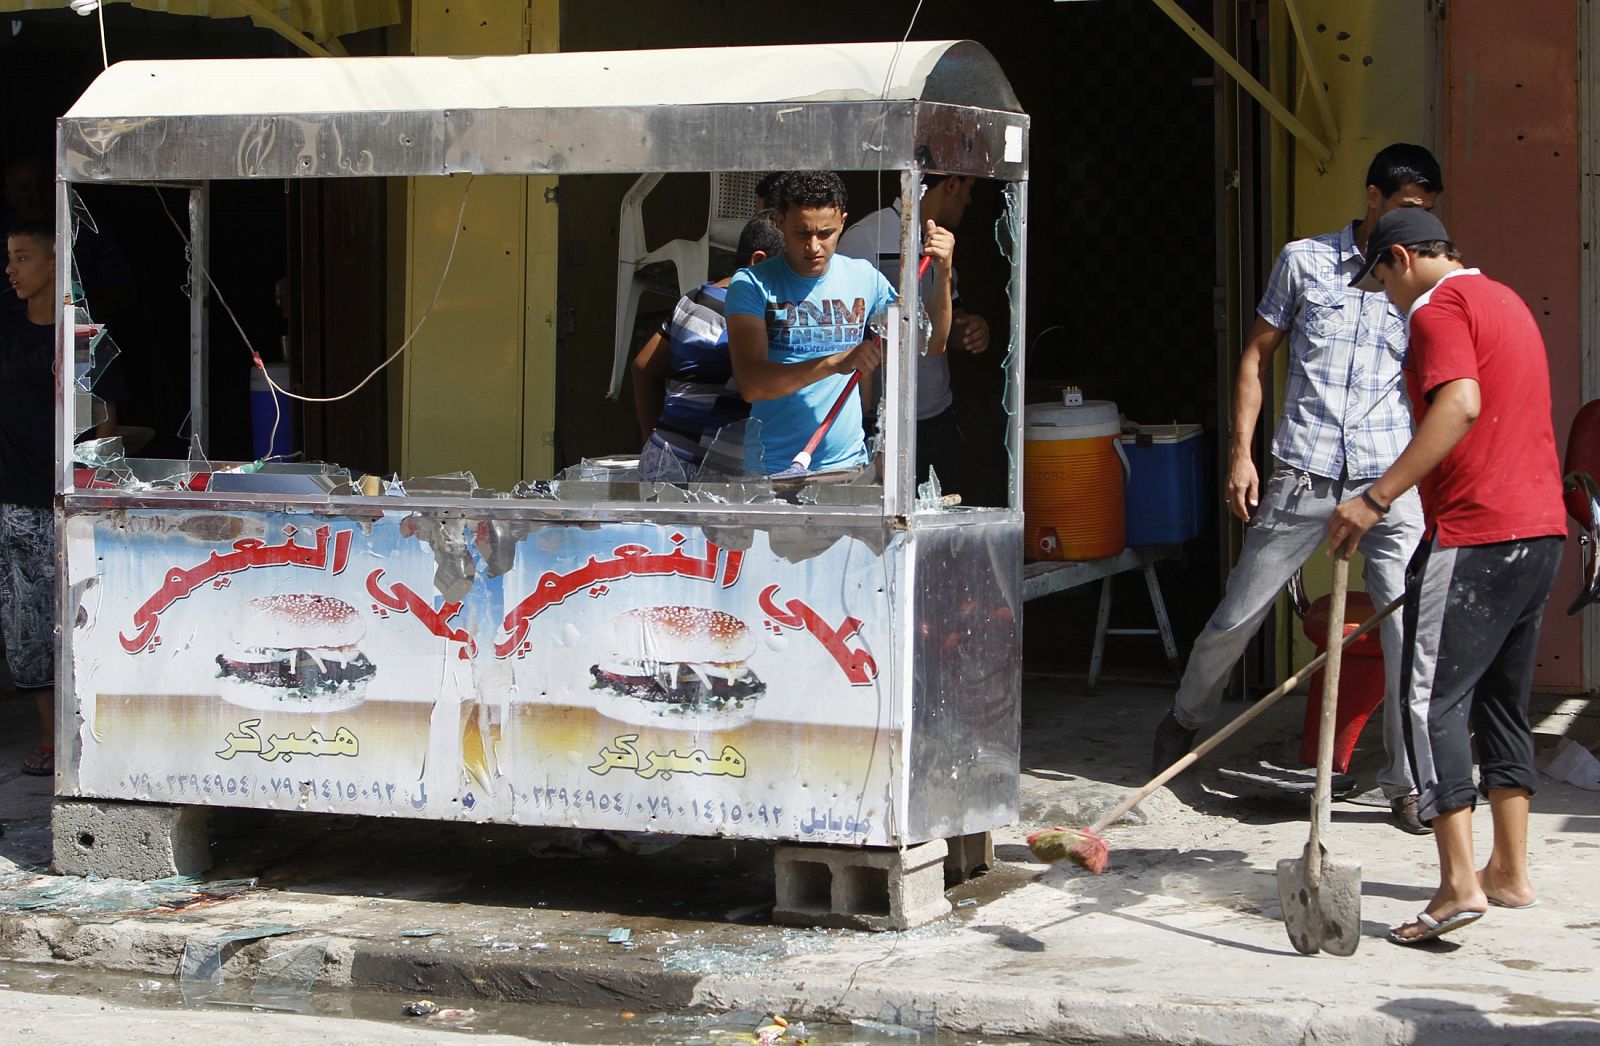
xmin=21 ymin=746 xmax=54 ymax=777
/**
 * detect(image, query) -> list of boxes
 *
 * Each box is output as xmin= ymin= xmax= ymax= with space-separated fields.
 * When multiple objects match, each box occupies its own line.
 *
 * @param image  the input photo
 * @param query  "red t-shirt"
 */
xmin=1405 ymin=270 xmax=1567 ymax=547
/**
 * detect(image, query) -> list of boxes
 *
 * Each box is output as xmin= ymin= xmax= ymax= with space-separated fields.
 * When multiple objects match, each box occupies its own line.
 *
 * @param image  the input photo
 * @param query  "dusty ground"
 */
xmin=1 ymin=635 xmax=1599 ymax=1043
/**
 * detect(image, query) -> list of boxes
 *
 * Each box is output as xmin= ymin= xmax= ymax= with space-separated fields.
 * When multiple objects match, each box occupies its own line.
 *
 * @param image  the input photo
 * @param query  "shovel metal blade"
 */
xmin=1276 ymin=845 xmax=1362 ymax=956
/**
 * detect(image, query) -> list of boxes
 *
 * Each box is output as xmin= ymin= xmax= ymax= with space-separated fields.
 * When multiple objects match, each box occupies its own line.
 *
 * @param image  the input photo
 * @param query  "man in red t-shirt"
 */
xmin=1330 ymin=208 xmax=1566 ymax=946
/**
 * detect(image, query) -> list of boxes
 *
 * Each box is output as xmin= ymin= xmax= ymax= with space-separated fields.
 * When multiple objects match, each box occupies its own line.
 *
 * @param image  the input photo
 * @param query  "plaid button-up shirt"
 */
xmin=1257 ymin=221 xmax=1413 ymax=482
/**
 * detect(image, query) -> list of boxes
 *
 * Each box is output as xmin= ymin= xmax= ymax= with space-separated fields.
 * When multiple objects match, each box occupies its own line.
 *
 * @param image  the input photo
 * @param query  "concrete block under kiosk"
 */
xmin=774 ymin=838 xmax=950 ymax=931
xmin=53 ymin=798 xmax=212 ymax=880
xmin=1120 ymin=423 xmax=1203 ymax=546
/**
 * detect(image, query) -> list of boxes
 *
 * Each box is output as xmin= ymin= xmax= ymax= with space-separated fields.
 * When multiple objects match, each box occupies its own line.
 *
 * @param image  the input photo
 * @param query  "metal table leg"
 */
xmin=1142 ymin=564 xmax=1182 ymax=675
xmin=1088 ymin=575 xmax=1114 ymax=693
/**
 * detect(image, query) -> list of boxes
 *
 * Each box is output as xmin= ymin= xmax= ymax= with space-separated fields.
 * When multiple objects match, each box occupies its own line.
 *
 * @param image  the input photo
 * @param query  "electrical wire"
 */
xmin=863 ymin=0 xmax=930 ymax=428
xmin=155 ymin=176 xmax=475 ymax=462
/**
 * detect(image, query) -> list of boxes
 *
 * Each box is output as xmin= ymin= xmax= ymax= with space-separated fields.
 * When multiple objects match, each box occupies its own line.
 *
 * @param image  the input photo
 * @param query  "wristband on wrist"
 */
xmin=1361 ymin=490 xmax=1390 ymax=515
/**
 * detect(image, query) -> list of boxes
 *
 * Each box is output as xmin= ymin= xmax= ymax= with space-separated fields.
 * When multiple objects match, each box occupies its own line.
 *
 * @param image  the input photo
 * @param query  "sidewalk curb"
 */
xmin=346 ymin=944 xmax=701 ymax=1010
xmin=3 ymin=910 xmax=1596 ymax=1044
xmin=690 ymin=973 xmax=1597 ymax=1046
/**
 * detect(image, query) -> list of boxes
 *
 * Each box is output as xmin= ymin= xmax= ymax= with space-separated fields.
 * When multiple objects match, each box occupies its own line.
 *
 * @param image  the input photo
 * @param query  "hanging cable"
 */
xmin=68 ymin=0 xmax=108 ymax=70
xmin=154 ymin=176 xmax=475 ymax=461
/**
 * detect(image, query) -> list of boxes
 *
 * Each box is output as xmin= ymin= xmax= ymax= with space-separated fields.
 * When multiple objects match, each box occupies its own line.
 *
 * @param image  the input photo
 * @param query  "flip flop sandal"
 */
xmin=1388 ymin=909 xmax=1484 ymax=946
xmin=1488 ymin=895 xmax=1541 ymax=910
xmin=20 ymin=747 xmax=55 ymax=777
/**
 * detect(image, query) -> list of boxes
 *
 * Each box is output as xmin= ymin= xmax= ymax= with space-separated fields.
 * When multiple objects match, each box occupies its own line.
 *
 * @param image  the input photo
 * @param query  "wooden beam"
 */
xmin=227 ymin=0 xmax=341 ymax=59
xmin=1282 ymin=0 xmax=1339 ymax=144
xmin=1149 ymin=0 xmax=1332 ymax=161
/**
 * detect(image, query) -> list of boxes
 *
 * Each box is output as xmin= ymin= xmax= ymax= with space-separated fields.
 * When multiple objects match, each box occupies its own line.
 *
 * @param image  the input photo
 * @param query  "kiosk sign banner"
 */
xmin=66 ymin=509 xmax=901 ymax=845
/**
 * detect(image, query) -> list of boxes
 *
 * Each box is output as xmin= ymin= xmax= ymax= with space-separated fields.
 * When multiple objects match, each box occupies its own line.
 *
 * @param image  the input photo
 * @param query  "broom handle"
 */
xmin=1087 ymin=585 xmax=1403 ymax=837
xmin=1306 ymin=556 xmax=1348 ymax=890
xmin=795 ymin=371 xmax=861 ymax=463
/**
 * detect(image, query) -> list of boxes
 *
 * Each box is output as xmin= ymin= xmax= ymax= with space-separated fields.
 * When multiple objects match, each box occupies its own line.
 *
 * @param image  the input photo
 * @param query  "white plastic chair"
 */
xmin=610 ymin=171 xmax=765 ymax=397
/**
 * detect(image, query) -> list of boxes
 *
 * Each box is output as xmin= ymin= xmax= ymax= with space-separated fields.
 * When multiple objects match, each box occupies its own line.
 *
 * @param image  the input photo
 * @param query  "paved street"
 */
xmin=1 ymin=657 xmax=1598 ymax=1043
xmin=0 ymin=987 xmax=531 ymax=1045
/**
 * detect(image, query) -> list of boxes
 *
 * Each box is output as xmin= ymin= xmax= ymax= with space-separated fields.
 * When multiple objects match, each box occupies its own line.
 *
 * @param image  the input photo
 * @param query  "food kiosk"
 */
xmin=53 ymin=42 xmax=1030 ymax=859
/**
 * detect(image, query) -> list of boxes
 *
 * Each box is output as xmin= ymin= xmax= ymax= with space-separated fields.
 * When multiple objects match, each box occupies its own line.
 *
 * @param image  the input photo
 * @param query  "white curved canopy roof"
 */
xmin=59 ymin=41 xmax=1027 ymax=181
xmin=65 ymin=40 xmax=1022 ymax=120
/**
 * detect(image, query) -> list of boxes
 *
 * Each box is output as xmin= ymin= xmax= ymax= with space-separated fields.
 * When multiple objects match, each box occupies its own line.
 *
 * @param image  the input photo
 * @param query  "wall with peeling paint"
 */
xmin=1444 ymin=0 xmax=1582 ymax=691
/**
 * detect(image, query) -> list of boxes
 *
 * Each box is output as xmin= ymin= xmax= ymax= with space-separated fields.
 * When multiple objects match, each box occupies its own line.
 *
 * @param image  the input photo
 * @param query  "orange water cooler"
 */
xmin=1023 ymin=399 xmax=1127 ymax=561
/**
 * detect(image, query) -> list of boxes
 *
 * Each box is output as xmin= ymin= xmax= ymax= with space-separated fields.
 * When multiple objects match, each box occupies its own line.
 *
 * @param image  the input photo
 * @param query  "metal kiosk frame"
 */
xmin=52 ymin=42 xmax=1030 ymax=929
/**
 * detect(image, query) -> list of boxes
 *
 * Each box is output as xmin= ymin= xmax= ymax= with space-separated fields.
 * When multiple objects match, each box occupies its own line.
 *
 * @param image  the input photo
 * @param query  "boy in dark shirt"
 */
xmin=3 ymin=219 xmax=66 ymax=775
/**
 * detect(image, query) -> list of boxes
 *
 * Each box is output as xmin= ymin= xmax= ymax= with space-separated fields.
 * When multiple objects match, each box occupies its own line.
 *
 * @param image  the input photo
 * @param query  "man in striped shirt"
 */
xmin=1152 ymin=145 xmax=1443 ymax=834
xmin=632 ymin=212 xmax=785 ymax=481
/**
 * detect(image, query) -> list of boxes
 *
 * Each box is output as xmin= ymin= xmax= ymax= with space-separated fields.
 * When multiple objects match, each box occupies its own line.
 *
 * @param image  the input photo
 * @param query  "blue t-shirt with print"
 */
xmin=725 ymin=254 xmax=897 ymax=474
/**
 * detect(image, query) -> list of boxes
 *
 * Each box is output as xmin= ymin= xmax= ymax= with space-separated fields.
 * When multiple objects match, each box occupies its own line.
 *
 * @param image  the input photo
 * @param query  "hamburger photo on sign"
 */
xmin=216 ymin=594 xmax=377 ymax=713
xmin=590 ymin=606 xmax=766 ymax=729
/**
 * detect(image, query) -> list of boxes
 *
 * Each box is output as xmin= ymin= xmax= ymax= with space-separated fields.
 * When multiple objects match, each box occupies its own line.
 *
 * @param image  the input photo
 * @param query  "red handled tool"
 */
xmin=772 ymin=255 xmax=933 ymax=479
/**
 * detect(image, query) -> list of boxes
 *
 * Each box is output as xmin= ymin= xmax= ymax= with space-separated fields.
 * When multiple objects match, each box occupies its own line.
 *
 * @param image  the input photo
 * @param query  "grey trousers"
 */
xmin=1400 ymin=536 xmax=1560 ymax=822
xmin=1172 ymin=463 xmax=1424 ymax=799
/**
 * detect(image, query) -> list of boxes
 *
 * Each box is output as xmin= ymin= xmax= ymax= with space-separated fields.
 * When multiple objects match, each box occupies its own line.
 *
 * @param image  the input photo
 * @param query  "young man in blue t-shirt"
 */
xmin=725 ymin=170 xmax=955 ymax=475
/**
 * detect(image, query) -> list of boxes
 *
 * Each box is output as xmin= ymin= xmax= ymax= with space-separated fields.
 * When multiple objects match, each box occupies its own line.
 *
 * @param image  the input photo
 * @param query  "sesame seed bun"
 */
xmin=231 ymin=594 xmax=366 ymax=650
xmin=609 ymin=606 xmax=754 ymax=665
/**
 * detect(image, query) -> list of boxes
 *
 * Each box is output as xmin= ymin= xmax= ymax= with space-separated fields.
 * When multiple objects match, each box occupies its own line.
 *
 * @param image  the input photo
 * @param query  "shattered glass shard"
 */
xmin=560 ymin=457 xmax=639 ymax=482
xmin=638 ymin=441 xmax=691 ymax=484
xmin=72 ymin=393 xmax=109 ymax=439
xmin=249 ymin=939 xmax=327 ymax=1010
xmin=706 ymin=417 xmax=766 ymax=483
xmin=73 ymin=436 xmax=126 ymax=470
xmin=401 ymin=471 xmax=479 ymax=496
xmin=511 ymin=479 xmax=559 ymax=500
xmin=997 ymin=183 xmax=1023 ymax=478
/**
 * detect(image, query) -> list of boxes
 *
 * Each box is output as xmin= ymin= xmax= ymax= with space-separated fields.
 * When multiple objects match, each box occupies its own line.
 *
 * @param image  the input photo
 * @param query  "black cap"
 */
xmin=1349 ymin=208 xmax=1452 ymax=292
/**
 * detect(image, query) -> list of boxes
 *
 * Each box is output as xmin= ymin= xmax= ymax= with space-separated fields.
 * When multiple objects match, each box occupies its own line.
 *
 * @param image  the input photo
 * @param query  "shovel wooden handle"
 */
xmin=1305 ymin=556 xmax=1349 ymax=890
xmin=1087 ymin=577 xmax=1400 ymax=837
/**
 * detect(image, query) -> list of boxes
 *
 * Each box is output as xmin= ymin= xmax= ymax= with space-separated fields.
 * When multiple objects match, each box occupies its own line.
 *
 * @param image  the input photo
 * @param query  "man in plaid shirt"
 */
xmin=1152 ymin=144 xmax=1443 ymax=835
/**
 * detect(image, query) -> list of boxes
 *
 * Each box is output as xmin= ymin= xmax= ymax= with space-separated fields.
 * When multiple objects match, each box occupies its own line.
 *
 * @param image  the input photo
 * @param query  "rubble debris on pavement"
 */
xmin=0 ymin=874 xmax=259 ymax=919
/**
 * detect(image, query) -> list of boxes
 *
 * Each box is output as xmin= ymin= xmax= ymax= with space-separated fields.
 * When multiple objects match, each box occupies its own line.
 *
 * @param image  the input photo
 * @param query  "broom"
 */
xmin=1027 ymin=590 xmax=1403 ymax=874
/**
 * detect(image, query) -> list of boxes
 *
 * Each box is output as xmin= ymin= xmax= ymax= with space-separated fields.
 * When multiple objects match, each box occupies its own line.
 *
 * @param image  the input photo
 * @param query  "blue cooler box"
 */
xmin=1120 ymin=423 xmax=1203 ymax=546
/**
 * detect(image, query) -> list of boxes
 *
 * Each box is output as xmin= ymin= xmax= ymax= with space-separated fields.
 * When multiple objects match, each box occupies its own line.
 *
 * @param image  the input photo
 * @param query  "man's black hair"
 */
xmin=1366 ymin=143 xmax=1444 ymax=197
xmin=6 ymin=217 xmax=54 ymax=250
xmin=1375 ymin=239 xmax=1464 ymax=269
xmin=736 ymin=209 xmax=784 ymax=267
xmin=755 ymin=171 xmax=791 ymax=204
xmin=777 ymin=170 xmax=847 ymax=214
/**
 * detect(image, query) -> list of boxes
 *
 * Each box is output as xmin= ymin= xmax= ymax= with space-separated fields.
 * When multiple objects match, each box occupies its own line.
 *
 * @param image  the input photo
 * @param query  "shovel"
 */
xmin=1277 ymin=554 xmax=1362 ymax=956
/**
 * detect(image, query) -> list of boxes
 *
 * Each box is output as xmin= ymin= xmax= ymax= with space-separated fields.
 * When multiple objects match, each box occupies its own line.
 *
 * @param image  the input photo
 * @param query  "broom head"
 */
xmin=1025 ymin=826 xmax=1110 ymax=874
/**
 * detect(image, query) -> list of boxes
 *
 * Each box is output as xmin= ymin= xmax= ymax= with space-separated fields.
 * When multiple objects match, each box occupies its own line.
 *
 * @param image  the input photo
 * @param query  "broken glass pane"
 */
xmin=638 ymin=441 xmax=692 ymax=485
xmin=72 ymin=392 xmax=109 ymax=438
xmin=249 ymin=939 xmax=326 ymax=1011
xmin=400 ymin=471 xmax=479 ymax=496
xmin=511 ymin=479 xmax=559 ymax=500
xmin=73 ymin=323 xmax=120 ymax=394
xmin=177 ymin=936 xmax=225 ymax=1005
xmin=711 ymin=416 xmax=767 ymax=483
xmin=73 ymin=436 xmax=126 ymax=470
xmin=915 ymin=467 xmax=944 ymax=511
xmin=66 ymin=195 xmax=132 ymax=442
xmin=996 ymin=183 xmax=1023 ymax=486
xmin=560 ymin=457 xmax=640 ymax=482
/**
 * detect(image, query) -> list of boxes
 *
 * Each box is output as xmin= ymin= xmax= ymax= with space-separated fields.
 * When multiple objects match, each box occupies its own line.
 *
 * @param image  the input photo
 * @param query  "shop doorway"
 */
xmin=557 ymin=0 xmax=1242 ymax=682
